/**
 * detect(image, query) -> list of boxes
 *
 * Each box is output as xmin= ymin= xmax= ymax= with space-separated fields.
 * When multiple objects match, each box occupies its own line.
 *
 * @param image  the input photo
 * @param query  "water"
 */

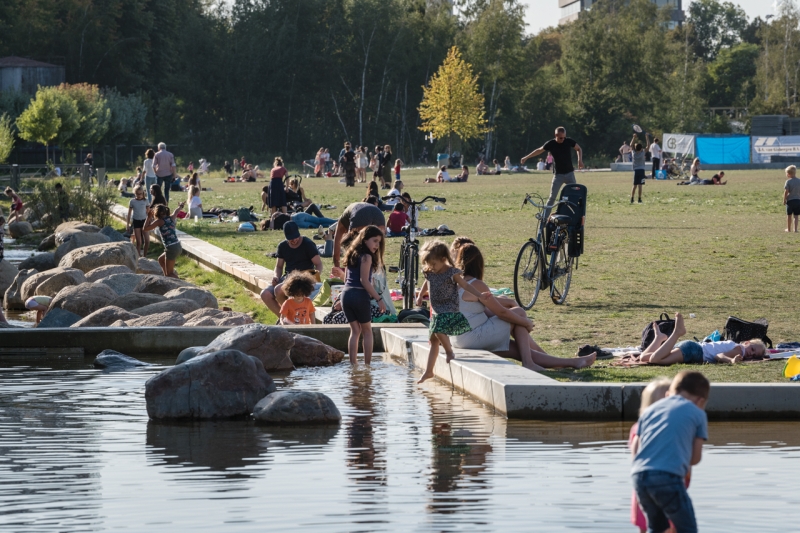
xmin=3 ymin=238 xmax=42 ymax=328
xmin=0 ymin=355 xmax=798 ymax=532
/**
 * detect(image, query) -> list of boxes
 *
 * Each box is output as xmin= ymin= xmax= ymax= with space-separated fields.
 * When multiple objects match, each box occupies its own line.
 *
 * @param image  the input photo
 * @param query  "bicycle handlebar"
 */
xmin=382 ymin=194 xmax=446 ymax=205
xmin=522 ymin=193 xmax=577 ymax=214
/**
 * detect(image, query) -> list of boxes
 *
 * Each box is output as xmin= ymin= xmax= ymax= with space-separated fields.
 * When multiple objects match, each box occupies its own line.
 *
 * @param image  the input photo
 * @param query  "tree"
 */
xmin=16 ymin=86 xmax=79 ymax=163
xmin=688 ymin=0 xmax=749 ymax=61
xmin=706 ymin=43 xmax=759 ymax=106
xmin=0 ymin=114 xmax=13 ymax=164
xmin=418 ymin=46 xmax=488 ymax=154
xmin=102 ymin=89 xmax=147 ymax=146
xmin=59 ymin=83 xmax=110 ymax=153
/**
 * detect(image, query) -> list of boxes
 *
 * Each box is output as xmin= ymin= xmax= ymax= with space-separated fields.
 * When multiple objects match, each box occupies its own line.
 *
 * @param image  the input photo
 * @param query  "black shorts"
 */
xmin=132 ymin=218 xmax=146 ymax=229
xmin=341 ymin=288 xmax=372 ymax=323
xmin=633 ymin=169 xmax=646 ymax=185
xmin=787 ymin=199 xmax=800 ymax=216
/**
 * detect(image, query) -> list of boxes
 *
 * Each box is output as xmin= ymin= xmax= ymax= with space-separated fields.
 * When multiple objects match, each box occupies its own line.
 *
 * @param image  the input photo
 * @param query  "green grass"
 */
xmin=103 ymin=167 xmax=800 ymax=382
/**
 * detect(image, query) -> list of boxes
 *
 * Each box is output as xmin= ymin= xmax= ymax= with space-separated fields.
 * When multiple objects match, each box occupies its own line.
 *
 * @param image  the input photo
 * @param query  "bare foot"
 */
xmin=417 ymin=371 xmax=434 ymax=384
xmin=652 ymin=322 xmax=667 ymax=345
xmin=574 ymin=352 xmax=596 ymax=369
xmin=446 ymin=351 xmax=455 ymax=363
xmin=787 ymin=229 xmax=791 ymax=232
xmin=521 ymin=359 xmax=546 ymax=372
xmin=673 ymin=313 xmax=686 ymax=338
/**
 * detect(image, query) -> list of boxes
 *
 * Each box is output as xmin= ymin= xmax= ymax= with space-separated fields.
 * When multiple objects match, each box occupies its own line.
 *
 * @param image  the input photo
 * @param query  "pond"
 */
xmin=0 ymin=355 xmax=797 ymax=532
xmin=3 ymin=237 xmax=43 ymax=328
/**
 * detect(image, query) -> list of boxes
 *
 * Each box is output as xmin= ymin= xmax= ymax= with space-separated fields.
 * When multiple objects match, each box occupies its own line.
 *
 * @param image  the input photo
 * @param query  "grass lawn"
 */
xmin=103 ymin=166 xmax=800 ymax=382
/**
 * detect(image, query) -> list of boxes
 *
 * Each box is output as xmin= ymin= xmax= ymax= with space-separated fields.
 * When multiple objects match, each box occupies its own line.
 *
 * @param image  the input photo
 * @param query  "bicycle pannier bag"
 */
xmin=640 ymin=313 xmax=676 ymax=350
xmin=723 ymin=316 xmax=773 ymax=348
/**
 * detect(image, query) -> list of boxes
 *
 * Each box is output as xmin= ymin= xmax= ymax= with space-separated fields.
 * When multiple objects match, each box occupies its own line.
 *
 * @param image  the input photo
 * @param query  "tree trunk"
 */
xmin=359 ymin=25 xmax=377 ymax=146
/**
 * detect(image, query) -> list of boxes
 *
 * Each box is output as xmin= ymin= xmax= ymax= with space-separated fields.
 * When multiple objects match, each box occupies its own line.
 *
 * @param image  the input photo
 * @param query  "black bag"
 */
xmin=723 ymin=316 xmax=773 ymax=348
xmin=640 ymin=313 xmax=675 ymax=350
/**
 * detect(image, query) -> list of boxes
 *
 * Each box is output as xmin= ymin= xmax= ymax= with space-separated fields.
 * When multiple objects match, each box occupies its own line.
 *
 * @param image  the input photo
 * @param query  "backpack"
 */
xmin=723 ymin=316 xmax=773 ymax=348
xmin=640 ymin=313 xmax=675 ymax=350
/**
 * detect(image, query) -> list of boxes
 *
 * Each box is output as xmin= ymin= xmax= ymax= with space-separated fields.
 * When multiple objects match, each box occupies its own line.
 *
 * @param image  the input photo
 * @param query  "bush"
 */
xmin=23 ymin=179 xmax=120 ymax=231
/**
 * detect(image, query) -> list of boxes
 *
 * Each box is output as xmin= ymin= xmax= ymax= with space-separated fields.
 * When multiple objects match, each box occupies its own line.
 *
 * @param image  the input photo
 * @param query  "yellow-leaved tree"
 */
xmin=418 ymin=46 xmax=488 ymax=155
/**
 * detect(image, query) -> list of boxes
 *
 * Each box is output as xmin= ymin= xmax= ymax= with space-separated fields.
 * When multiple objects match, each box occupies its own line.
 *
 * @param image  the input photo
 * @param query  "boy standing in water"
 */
xmin=631 ymin=369 xmax=710 ymax=533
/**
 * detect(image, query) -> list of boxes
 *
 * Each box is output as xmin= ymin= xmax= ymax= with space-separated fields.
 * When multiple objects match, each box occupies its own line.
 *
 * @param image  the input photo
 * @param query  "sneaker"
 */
xmin=630 ymin=197 xmax=634 ymax=204
xmin=638 ymin=198 xmax=642 ymax=203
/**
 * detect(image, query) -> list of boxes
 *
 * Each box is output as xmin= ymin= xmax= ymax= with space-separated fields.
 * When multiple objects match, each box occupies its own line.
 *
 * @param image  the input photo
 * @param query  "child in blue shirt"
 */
xmin=631 ymin=370 xmax=710 ymax=533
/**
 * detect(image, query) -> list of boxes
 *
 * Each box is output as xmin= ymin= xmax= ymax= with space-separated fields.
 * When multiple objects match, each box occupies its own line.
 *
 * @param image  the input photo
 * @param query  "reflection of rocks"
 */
xmin=145 ymin=349 xmax=276 ymax=419
xmin=253 ymin=391 xmax=341 ymax=424
xmin=93 ymin=349 xmax=151 ymax=369
xmin=146 ymin=420 xmax=269 ymax=475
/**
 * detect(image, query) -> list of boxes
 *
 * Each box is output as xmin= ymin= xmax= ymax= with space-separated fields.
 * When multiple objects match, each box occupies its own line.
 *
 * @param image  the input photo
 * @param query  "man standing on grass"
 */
xmin=153 ymin=142 xmax=177 ymax=203
xmin=520 ymin=127 xmax=584 ymax=218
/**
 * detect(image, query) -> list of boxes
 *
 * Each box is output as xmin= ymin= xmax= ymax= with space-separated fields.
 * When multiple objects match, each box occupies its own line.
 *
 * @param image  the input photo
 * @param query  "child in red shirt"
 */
xmin=279 ymin=271 xmax=317 ymax=325
xmin=387 ymin=203 xmax=410 ymax=237
xmin=394 ymin=159 xmax=403 ymax=180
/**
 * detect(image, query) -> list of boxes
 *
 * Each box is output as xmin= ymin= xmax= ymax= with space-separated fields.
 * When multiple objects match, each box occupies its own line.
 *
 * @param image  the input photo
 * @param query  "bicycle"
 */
xmin=513 ymin=185 xmax=586 ymax=309
xmin=384 ymin=193 xmax=446 ymax=309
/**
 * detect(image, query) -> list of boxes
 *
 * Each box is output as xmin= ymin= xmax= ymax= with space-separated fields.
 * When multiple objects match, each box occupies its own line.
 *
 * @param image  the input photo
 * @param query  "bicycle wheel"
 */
xmin=549 ymin=228 xmax=573 ymax=305
xmin=513 ymin=240 xmax=541 ymax=310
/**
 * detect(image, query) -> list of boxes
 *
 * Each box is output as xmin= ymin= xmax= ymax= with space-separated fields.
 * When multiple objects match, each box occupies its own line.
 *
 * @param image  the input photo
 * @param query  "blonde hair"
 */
xmin=787 ymin=165 xmax=797 ymax=176
xmin=190 ymin=186 xmax=200 ymax=197
xmin=743 ymin=339 xmax=766 ymax=358
xmin=639 ymin=378 xmax=671 ymax=416
xmin=133 ymin=186 xmax=145 ymax=198
xmin=420 ymin=240 xmax=454 ymax=273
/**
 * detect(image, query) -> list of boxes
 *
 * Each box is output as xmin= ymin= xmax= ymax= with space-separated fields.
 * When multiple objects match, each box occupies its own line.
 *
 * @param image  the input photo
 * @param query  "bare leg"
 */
xmin=362 ymin=322 xmax=373 ymax=365
xmin=637 ymin=184 xmax=643 ymax=201
xmin=158 ymin=253 xmax=167 ymax=275
xmin=648 ymin=313 xmax=686 ymax=365
xmin=347 ymin=322 xmax=361 ymax=364
xmin=165 ymin=259 xmax=179 ymax=278
xmin=640 ymin=322 xmax=668 ymax=359
xmin=788 ymin=215 xmax=792 ymax=232
xmin=437 ymin=333 xmax=455 ymax=362
xmin=418 ymin=336 xmax=440 ymax=383
xmin=259 ymin=285 xmax=282 ymax=316
xmin=142 ymin=231 xmax=149 ymax=257
xmin=134 ymin=228 xmax=144 ymax=256
xmin=795 ymin=215 xmax=799 ymax=232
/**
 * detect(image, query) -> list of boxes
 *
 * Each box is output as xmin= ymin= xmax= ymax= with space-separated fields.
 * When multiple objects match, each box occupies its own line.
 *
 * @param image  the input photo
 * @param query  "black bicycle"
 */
xmin=514 ymin=185 xmax=586 ymax=309
xmin=384 ymin=194 xmax=446 ymax=309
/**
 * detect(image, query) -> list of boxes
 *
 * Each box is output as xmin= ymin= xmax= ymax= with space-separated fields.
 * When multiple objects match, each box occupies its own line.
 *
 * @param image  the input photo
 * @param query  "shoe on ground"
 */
xmin=630 ymin=197 xmax=634 ymax=204
xmin=638 ymin=198 xmax=642 ymax=203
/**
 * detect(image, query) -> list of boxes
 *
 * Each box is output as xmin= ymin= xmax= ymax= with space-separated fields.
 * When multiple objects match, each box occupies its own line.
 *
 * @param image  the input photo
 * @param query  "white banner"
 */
xmin=662 ymin=134 xmax=696 ymax=155
xmin=752 ymin=136 xmax=800 ymax=163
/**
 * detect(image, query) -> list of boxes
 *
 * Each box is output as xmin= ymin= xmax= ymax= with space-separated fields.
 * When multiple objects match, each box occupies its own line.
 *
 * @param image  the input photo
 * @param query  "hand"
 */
xmin=524 ymin=318 xmax=534 ymax=332
xmin=578 ymin=160 xmax=585 ymax=170
xmin=520 ymin=157 xmax=527 ymax=165
xmin=378 ymin=300 xmax=386 ymax=313
xmin=271 ymin=276 xmax=279 ymax=287
xmin=331 ymin=266 xmax=345 ymax=279
xmin=478 ymin=291 xmax=492 ymax=301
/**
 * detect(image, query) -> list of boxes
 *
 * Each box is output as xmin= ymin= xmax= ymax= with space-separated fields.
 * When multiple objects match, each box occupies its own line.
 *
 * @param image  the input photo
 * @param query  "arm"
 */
xmin=453 ymin=273 xmax=483 ymax=299
xmin=690 ymin=437 xmax=704 ymax=465
xmin=170 ymin=202 xmax=185 ymax=219
xmin=721 ymin=345 xmax=744 ymax=359
xmin=631 ymin=435 xmax=640 ymax=457
xmin=273 ymin=258 xmax=285 ymax=285
xmin=332 ymin=221 xmax=347 ymax=268
xmin=785 ymin=188 xmax=789 ymax=205
xmin=360 ymin=256 xmax=385 ymax=310
xmin=261 ymin=192 xmax=267 ymax=211
xmin=465 ymin=278 xmax=533 ymax=329
xmin=126 ymin=206 xmax=133 ymax=227
xmin=311 ymin=254 xmax=323 ymax=274
xmin=415 ymin=280 xmax=429 ymax=307
xmin=521 ymin=146 xmax=546 ymax=164
xmin=574 ymin=143 xmax=584 ymax=169
xmin=142 ymin=218 xmax=164 ymax=233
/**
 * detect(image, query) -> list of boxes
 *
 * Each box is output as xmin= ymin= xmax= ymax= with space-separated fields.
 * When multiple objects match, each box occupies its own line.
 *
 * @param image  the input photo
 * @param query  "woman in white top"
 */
xmin=449 ymin=239 xmax=596 ymax=371
xmin=188 ymin=186 xmax=203 ymax=218
xmin=143 ymin=148 xmax=157 ymax=203
xmin=424 ymin=165 xmax=450 ymax=183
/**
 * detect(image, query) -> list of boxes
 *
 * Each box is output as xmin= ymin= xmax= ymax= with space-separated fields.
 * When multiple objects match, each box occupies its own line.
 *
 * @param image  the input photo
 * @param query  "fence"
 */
xmin=0 ymin=164 xmax=97 ymax=189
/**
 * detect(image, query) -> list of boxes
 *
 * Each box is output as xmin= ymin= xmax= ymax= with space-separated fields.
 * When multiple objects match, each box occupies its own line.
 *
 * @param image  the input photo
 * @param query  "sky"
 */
xmin=524 ymin=0 xmax=776 ymax=36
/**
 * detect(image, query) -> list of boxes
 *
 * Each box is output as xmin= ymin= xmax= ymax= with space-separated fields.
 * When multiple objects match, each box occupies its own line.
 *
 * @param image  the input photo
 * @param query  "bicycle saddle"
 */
xmin=550 ymin=214 xmax=572 ymax=225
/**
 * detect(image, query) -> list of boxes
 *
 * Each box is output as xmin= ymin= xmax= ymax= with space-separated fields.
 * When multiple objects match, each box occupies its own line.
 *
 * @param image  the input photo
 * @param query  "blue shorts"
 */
xmin=341 ymin=287 xmax=372 ymax=324
xmin=633 ymin=470 xmax=697 ymax=533
xmin=676 ymin=340 xmax=703 ymax=364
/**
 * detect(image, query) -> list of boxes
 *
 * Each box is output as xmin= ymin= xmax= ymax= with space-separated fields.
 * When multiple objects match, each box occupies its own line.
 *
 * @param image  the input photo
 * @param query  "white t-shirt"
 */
xmin=650 ymin=143 xmax=662 ymax=159
xmin=143 ymin=158 xmax=156 ymax=178
xmin=189 ymin=195 xmax=202 ymax=209
xmin=386 ymin=188 xmax=401 ymax=204
xmin=438 ymin=170 xmax=451 ymax=182
xmin=701 ymin=340 xmax=740 ymax=363
xmin=537 ymin=161 xmax=546 ymax=171
xmin=199 ymin=161 xmax=210 ymax=174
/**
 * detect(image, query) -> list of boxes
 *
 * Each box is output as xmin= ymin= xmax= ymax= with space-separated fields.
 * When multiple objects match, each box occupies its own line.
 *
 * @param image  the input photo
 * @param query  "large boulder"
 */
xmin=164 ymin=287 xmax=218 ymax=309
xmin=108 ymin=320 xmax=129 ymax=327
xmin=55 ymin=221 xmax=101 ymax=236
xmin=36 ymin=308 xmax=82 ymax=328
xmin=18 ymin=252 xmax=56 ymax=272
xmin=33 ymin=267 xmax=87 ymax=298
xmin=134 ymin=275 xmax=191 ymax=295
xmin=38 ymin=233 xmax=56 ymax=251
xmin=8 ymin=221 xmax=33 ymax=238
xmin=127 ymin=311 xmax=186 ymax=327
xmin=175 ymin=346 xmax=206 ymax=365
xmin=136 ymin=257 xmax=163 ymax=276
xmin=252 ymin=391 xmax=341 ymax=425
xmin=144 ymin=349 xmax=276 ymax=419
xmin=98 ymin=273 xmax=143 ymax=296
xmin=85 ymin=264 xmax=133 ymax=282
xmin=290 ymin=334 xmax=345 ymax=367
xmin=99 ymin=226 xmax=127 ymax=243
xmin=58 ymin=241 xmax=137 ymax=273
xmin=54 ymin=232 xmax=110 ymax=262
xmin=20 ymin=267 xmax=77 ymax=301
xmin=0 ymin=260 xmax=18 ymax=296
xmin=183 ymin=309 xmax=254 ymax=327
xmin=110 ymin=292 xmax=167 ymax=312
xmin=71 ymin=306 xmax=140 ymax=327
xmin=48 ymin=282 xmax=118 ymax=317
xmin=131 ymin=298 xmax=200 ymax=317
xmin=93 ymin=349 xmax=151 ymax=369
xmin=3 ymin=268 xmax=37 ymax=310
xmin=198 ymin=324 xmax=295 ymax=371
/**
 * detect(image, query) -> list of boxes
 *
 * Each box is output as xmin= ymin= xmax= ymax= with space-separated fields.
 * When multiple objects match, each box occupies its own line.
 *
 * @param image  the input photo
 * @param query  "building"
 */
xmin=558 ymin=0 xmax=684 ymax=27
xmin=0 ymin=56 xmax=65 ymax=94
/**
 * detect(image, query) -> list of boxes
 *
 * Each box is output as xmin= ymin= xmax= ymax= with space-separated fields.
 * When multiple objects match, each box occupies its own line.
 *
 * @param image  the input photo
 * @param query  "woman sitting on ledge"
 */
xmin=449 ymin=238 xmax=595 ymax=372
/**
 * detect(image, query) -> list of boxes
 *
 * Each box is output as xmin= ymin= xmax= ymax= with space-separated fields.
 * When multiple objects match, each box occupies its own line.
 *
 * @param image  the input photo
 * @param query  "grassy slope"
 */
xmin=103 ymin=167 xmax=800 ymax=381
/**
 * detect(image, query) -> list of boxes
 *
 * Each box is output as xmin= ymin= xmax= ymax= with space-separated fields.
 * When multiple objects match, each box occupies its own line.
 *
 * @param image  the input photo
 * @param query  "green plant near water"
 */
xmin=23 ymin=179 xmax=119 ymax=231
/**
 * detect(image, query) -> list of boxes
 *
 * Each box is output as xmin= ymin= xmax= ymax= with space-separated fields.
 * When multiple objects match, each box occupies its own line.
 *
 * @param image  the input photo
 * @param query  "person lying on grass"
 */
xmin=640 ymin=313 xmax=766 ymax=365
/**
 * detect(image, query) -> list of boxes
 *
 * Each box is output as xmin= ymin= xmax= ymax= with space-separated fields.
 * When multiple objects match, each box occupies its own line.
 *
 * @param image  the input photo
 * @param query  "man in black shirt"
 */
xmin=332 ymin=201 xmax=386 ymax=278
xmin=521 ymin=126 xmax=584 ymax=217
xmin=260 ymin=221 xmax=323 ymax=317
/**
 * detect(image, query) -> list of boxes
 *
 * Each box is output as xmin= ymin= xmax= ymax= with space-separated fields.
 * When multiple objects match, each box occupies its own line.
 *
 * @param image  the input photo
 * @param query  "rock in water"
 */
xmin=290 ymin=334 xmax=345 ymax=367
xmin=0 ymin=260 xmax=18 ymax=296
xmin=19 ymin=252 xmax=56 ymax=272
xmin=58 ymin=241 xmax=138 ymax=273
xmin=145 ymin=349 xmax=276 ymax=419
xmin=175 ymin=346 xmax=206 ymax=365
xmin=136 ymin=257 xmax=163 ymax=276
xmin=38 ymin=233 xmax=56 ymax=251
xmin=48 ymin=282 xmax=118 ymax=317
xmin=99 ymin=226 xmax=127 ymax=243
xmin=199 ymin=324 xmax=295 ymax=371
xmin=164 ymin=286 xmax=218 ymax=309
xmin=8 ymin=221 xmax=33 ymax=238
xmin=3 ymin=269 xmax=38 ymax=310
xmin=93 ymin=349 xmax=151 ymax=369
xmin=98 ymin=273 xmax=143 ymax=296
xmin=85 ymin=264 xmax=134 ymax=282
xmin=252 ymin=391 xmax=341 ymax=424
xmin=71 ymin=306 xmax=141 ymax=327
xmin=36 ymin=308 xmax=82 ymax=328
xmin=134 ymin=275 xmax=191 ymax=295
xmin=110 ymin=292 xmax=167 ymax=311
